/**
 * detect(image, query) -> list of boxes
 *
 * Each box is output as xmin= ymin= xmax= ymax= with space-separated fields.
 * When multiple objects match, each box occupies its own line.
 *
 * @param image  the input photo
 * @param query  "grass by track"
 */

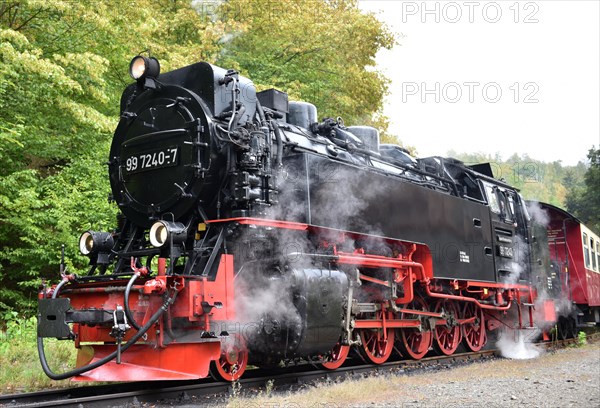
xmin=0 ymin=315 xmax=77 ymax=394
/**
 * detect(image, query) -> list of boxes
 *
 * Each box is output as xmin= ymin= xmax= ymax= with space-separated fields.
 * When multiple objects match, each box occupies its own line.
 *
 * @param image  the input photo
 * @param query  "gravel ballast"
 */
xmin=151 ymin=341 xmax=599 ymax=407
xmin=349 ymin=343 xmax=600 ymax=408
xmin=220 ymin=342 xmax=600 ymax=408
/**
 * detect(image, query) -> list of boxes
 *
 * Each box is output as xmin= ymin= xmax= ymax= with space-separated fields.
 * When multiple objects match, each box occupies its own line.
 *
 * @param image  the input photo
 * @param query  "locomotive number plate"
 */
xmin=124 ymin=147 xmax=179 ymax=174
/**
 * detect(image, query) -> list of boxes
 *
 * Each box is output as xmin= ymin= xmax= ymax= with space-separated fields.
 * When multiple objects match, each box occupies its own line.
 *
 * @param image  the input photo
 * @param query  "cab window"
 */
xmin=507 ymin=194 xmax=516 ymax=217
xmin=484 ymin=184 xmax=500 ymax=213
xmin=498 ymin=191 xmax=512 ymax=221
xmin=495 ymin=189 xmax=514 ymax=223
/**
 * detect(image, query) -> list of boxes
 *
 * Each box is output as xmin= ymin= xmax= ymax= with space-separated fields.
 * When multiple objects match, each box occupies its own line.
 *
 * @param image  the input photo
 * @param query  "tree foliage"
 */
xmin=0 ymin=0 xmax=238 ymax=314
xmin=214 ymin=0 xmax=395 ymax=137
xmin=447 ymin=150 xmax=590 ymax=216
xmin=565 ymin=147 xmax=600 ymax=234
xmin=0 ymin=0 xmax=394 ymax=315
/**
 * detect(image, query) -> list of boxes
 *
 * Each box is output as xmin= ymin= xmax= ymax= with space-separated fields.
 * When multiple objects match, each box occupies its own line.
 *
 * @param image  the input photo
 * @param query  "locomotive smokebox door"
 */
xmin=110 ymin=85 xmax=215 ymax=227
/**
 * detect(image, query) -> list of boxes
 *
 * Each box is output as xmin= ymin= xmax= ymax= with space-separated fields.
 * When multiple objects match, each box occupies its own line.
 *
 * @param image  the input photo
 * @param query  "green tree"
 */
xmin=566 ymin=147 xmax=600 ymax=234
xmin=0 ymin=0 xmax=237 ymax=314
xmin=1 ymin=5 xmax=115 ymax=313
xmin=446 ymin=150 xmax=587 ymax=209
xmin=214 ymin=0 xmax=395 ymax=137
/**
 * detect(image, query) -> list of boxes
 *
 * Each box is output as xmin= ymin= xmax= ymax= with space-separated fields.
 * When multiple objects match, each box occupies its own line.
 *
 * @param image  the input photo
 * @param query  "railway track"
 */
xmin=2 ymin=332 xmax=598 ymax=408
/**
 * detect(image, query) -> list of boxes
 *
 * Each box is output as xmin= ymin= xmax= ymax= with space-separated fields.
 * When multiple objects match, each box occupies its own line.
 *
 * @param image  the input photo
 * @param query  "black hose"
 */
xmin=124 ymin=273 xmax=142 ymax=330
xmin=38 ymin=289 xmax=177 ymax=380
xmin=271 ymin=120 xmax=284 ymax=167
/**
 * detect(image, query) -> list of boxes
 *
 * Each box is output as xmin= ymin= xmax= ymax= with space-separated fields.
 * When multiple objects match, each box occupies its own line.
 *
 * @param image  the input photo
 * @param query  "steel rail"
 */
xmin=2 ymin=332 xmax=598 ymax=408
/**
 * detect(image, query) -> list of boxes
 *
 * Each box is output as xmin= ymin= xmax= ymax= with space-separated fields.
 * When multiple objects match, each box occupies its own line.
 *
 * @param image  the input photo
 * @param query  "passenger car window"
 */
xmin=591 ymin=238 xmax=597 ymax=271
xmin=583 ymin=232 xmax=590 ymax=268
xmin=597 ymin=242 xmax=600 ymax=272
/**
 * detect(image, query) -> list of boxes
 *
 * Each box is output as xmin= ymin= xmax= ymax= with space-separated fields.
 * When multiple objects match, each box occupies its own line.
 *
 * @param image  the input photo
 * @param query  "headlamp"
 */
xmin=149 ymin=221 xmax=187 ymax=248
xmin=79 ymin=231 xmax=114 ymax=256
xmin=129 ymin=56 xmax=160 ymax=80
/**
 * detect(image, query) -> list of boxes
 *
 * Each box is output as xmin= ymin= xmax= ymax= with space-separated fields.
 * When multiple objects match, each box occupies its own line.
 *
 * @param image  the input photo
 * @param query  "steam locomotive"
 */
xmin=38 ymin=57 xmax=567 ymax=382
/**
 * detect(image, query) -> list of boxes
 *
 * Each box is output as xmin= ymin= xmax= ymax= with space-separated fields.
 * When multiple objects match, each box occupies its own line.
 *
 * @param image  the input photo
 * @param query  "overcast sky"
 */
xmin=358 ymin=0 xmax=599 ymax=165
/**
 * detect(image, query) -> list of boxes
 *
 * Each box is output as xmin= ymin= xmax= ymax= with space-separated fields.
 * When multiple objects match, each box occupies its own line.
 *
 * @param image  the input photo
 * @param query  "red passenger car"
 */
xmin=536 ymin=202 xmax=600 ymax=336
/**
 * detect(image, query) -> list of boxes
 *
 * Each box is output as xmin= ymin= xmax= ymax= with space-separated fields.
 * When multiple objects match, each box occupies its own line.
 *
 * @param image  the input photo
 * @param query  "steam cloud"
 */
xmin=496 ymin=329 xmax=542 ymax=360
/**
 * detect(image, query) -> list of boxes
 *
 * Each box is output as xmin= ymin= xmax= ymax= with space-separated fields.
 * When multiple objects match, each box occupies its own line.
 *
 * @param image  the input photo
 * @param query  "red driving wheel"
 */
xmin=321 ymin=340 xmax=350 ymax=370
xmin=461 ymin=302 xmax=487 ymax=352
xmin=359 ymin=310 xmax=395 ymax=364
xmin=432 ymin=299 xmax=462 ymax=355
xmin=398 ymin=295 xmax=433 ymax=360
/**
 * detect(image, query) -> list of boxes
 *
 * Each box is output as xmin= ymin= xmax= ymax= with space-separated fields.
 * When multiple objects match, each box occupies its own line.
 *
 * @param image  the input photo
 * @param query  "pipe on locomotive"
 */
xmin=271 ymin=120 xmax=284 ymax=167
xmin=51 ymin=277 xmax=70 ymax=300
xmin=37 ymin=279 xmax=179 ymax=380
xmin=124 ymin=257 xmax=150 ymax=331
xmin=423 ymin=282 xmax=513 ymax=311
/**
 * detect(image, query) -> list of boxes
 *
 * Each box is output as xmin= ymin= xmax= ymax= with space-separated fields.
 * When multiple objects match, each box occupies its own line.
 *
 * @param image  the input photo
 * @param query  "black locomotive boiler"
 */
xmin=37 ymin=57 xmax=559 ymax=381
